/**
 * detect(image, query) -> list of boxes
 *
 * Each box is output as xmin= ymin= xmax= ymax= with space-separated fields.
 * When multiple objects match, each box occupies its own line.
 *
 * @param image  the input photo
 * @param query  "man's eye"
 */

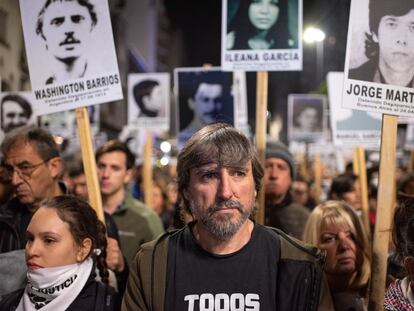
xmin=385 ymin=21 xmax=397 ymax=29
xmin=201 ymin=172 xmax=216 ymax=181
xmin=18 ymin=164 xmax=33 ymax=172
xmin=50 ymin=17 xmax=64 ymax=26
xmin=71 ymin=15 xmax=85 ymax=23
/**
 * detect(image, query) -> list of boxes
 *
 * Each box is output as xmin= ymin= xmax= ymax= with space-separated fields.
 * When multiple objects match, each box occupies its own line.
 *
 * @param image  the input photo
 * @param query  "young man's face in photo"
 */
xmin=2 ymin=100 xmax=29 ymax=133
xmin=296 ymin=107 xmax=319 ymax=132
xmin=193 ymin=83 xmax=223 ymax=125
xmin=42 ymin=1 xmax=93 ymax=60
xmin=248 ymin=0 xmax=279 ymax=31
xmin=145 ymin=85 xmax=163 ymax=112
xmin=376 ymin=9 xmax=414 ymax=73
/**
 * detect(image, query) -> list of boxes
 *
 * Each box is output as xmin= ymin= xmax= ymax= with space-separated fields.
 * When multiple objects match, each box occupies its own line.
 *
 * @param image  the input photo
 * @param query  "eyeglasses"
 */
xmin=2 ymin=159 xmax=50 ymax=180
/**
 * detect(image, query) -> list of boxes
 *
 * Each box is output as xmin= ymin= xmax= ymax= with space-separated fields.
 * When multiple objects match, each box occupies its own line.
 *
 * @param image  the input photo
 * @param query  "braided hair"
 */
xmin=40 ymin=195 xmax=110 ymax=284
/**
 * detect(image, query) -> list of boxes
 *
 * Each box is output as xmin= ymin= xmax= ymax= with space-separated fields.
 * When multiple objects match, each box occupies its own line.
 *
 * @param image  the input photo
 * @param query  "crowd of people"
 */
xmin=0 ymin=122 xmax=412 ymax=310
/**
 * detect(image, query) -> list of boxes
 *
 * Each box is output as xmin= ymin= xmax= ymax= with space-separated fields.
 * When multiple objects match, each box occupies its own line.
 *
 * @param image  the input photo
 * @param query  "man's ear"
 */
xmin=124 ymin=168 xmax=133 ymax=184
xmin=77 ymin=238 xmax=92 ymax=262
xmin=372 ymin=32 xmax=378 ymax=43
xmin=48 ymin=157 xmax=63 ymax=179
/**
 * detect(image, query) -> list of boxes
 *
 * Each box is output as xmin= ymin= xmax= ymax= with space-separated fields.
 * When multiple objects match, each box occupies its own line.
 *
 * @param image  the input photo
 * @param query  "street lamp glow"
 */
xmin=160 ymin=141 xmax=171 ymax=153
xmin=303 ymin=27 xmax=326 ymax=43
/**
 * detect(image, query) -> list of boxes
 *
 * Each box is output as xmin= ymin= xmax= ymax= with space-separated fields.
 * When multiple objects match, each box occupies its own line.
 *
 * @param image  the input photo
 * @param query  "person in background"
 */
xmin=329 ymin=174 xmax=362 ymax=213
xmin=291 ymin=174 xmax=316 ymax=210
xmin=0 ymin=195 xmax=117 ymax=310
xmin=226 ymin=0 xmax=293 ymax=50
xmin=264 ymin=141 xmax=310 ymax=239
xmin=150 ymin=181 xmax=174 ymax=230
xmin=385 ymin=198 xmax=414 ymax=309
xmin=303 ymin=200 xmax=371 ymax=311
xmin=122 ymin=123 xmax=332 ymax=310
xmin=95 ymin=140 xmax=164 ymax=265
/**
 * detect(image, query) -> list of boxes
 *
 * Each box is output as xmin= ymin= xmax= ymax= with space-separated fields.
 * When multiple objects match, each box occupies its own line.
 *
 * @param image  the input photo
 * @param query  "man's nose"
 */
xmin=217 ymin=172 xmax=233 ymax=200
xmin=11 ymin=170 xmax=24 ymax=186
xmin=396 ymin=26 xmax=408 ymax=46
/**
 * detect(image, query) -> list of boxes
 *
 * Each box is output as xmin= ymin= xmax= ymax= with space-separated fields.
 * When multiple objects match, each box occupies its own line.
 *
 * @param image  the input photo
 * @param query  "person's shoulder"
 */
xmin=348 ymin=59 xmax=377 ymax=82
xmin=262 ymin=225 xmax=323 ymax=262
xmin=0 ymin=288 xmax=24 ymax=311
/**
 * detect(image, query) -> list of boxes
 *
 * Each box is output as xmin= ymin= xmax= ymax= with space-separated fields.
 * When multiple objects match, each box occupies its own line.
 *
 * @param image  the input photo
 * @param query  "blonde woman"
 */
xmin=303 ymin=200 xmax=371 ymax=311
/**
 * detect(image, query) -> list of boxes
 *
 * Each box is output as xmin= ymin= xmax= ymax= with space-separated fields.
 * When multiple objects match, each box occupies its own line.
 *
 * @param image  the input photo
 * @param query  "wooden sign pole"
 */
xmin=357 ymin=147 xmax=371 ymax=234
xmin=255 ymin=71 xmax=268 ymax=225
xmin=312 ymin=154 xmax=322 ymax=204
xmin=368 ymin=114 xmax=398 ymax=311
xmin=143 ymin=130 xmax=153 ymax=209
xmin=75 ymin=107 xmax=104 ymax=222
xmin=353 ymin=146 xmax=360 ymax=176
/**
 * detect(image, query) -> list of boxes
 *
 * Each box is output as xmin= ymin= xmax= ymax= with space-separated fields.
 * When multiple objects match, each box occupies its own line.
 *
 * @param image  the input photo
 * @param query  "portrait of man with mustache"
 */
xmin=35 ymin=0 xmax=98 ymax=84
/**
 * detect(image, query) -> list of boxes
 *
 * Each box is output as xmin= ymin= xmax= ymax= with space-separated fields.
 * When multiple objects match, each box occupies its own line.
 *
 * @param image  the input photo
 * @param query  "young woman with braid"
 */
xmin=0 ymin=195 xmax=117 ymax=310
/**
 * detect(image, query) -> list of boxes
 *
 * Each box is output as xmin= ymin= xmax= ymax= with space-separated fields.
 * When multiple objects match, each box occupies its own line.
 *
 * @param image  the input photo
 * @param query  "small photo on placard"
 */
xmin=288 ymin=94 xmax=326 ymax=143
xmin=127 ymin=73 xmax=170 ymax=132
xmin=0 ymin=92 xmax=37 ymax=137
xmin=221 ymin=0 xmax=302 ymax=71
xmin=175 ymin=67 xmax=234 ymax=148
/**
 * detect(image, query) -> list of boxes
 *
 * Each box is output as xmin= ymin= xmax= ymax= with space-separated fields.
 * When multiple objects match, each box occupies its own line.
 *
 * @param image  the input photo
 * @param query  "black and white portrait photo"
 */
xmin=347 ymin=0 xmax=414 ymax=87
xmin=288 ymin=94 xmax=326 ymax=142
xmin=221 ymin=0 xmax=302 ymax=71
xmin=127 ymin=73 xmax=170 ymax=132
xmin=226 ymin=0 xmax=296 ymax=50
xmin=0 ymin=92 xmax=36 ymax=135
xmin=175 ymin=67 xmax=234 ymax=148
xmin=19 ymin=0 xmax=122 ymax=113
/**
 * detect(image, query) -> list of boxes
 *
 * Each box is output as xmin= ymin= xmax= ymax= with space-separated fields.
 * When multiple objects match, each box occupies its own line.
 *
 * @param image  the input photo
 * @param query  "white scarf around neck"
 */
xmin=17 ymin=257 xmax=93 ymax=311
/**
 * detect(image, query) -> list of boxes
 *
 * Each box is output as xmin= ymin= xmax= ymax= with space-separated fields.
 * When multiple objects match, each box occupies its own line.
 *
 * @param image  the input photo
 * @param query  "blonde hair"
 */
xmin=303 ymin=200 xmax=371 ymax=290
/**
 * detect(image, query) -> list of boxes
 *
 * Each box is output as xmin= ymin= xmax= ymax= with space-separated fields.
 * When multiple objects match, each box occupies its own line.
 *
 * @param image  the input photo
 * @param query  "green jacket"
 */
xmin=121 ymin=225 xmax=334 ymax=311
xmin=111 ymin=193 xmax=164 ymax=266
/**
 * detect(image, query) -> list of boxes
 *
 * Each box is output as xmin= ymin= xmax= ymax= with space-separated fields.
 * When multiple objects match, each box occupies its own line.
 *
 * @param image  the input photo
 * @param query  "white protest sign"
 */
xmin=221 ymin=0 xmax=302 ymax=71
xmin=19 ymin=0 xmax=122 ymax=114
xmin=328 ymin=72 xmax=381 ymax=148
xmin=127 ymin=73 xmax=170 ymax=133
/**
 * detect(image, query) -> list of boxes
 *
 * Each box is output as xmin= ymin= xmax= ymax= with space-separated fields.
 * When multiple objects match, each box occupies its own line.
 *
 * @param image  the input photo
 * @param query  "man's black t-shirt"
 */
xmin=165 ymin=223 xmax=280 ymax=311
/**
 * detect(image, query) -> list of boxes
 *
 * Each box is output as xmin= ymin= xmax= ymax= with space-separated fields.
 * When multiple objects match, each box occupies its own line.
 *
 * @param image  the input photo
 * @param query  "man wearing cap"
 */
xmin=264 ymin=141 xmax=310 ymax=239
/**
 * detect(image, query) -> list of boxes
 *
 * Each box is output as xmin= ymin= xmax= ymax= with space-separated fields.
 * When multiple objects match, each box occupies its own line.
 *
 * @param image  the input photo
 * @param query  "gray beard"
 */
xmin=190 ymin=198 xmax=254 ymax=241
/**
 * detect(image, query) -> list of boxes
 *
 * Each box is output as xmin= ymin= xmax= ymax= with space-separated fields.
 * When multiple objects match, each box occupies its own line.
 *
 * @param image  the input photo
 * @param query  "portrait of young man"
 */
xmin=348 ymin=0 xmax=414 ymax=87
xmin=0 ymin=93 xmax=34 ymax=134
xmin=288 ymin=94 xmax=326 ymax=142
xmin=175 ymin=68 xmax=234 ymax=148
xmin=127 ymin=73 xmax=170 ymax=133
xmin=35 ymin=0 xmax=98 ymax=84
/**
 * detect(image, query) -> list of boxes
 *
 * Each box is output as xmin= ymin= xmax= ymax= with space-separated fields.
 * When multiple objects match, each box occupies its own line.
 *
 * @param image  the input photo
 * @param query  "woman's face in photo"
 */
xmin=25 ymin=207 xmax=83 ymax=270
xmin=248 ymin=0 xmax=279 ymax=31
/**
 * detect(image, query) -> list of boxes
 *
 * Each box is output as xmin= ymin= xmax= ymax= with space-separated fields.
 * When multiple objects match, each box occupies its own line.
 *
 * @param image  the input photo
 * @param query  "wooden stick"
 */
xmin=312 ymin=154 xmax=322 ymax=204
xmin=353 ymin=146 xmax=360 ymax=176
xmin=143 ymin=130 xmax=153 ymax=209
xmin=357 ymin=147 xmax=371 ymax=234
xmin=255 ymin=71 xmax=268 ymax=225
xmin=75 ymin=107 xmax=104 ymax=222
xmin=368 ymin=114 xmax=398 ymax=311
